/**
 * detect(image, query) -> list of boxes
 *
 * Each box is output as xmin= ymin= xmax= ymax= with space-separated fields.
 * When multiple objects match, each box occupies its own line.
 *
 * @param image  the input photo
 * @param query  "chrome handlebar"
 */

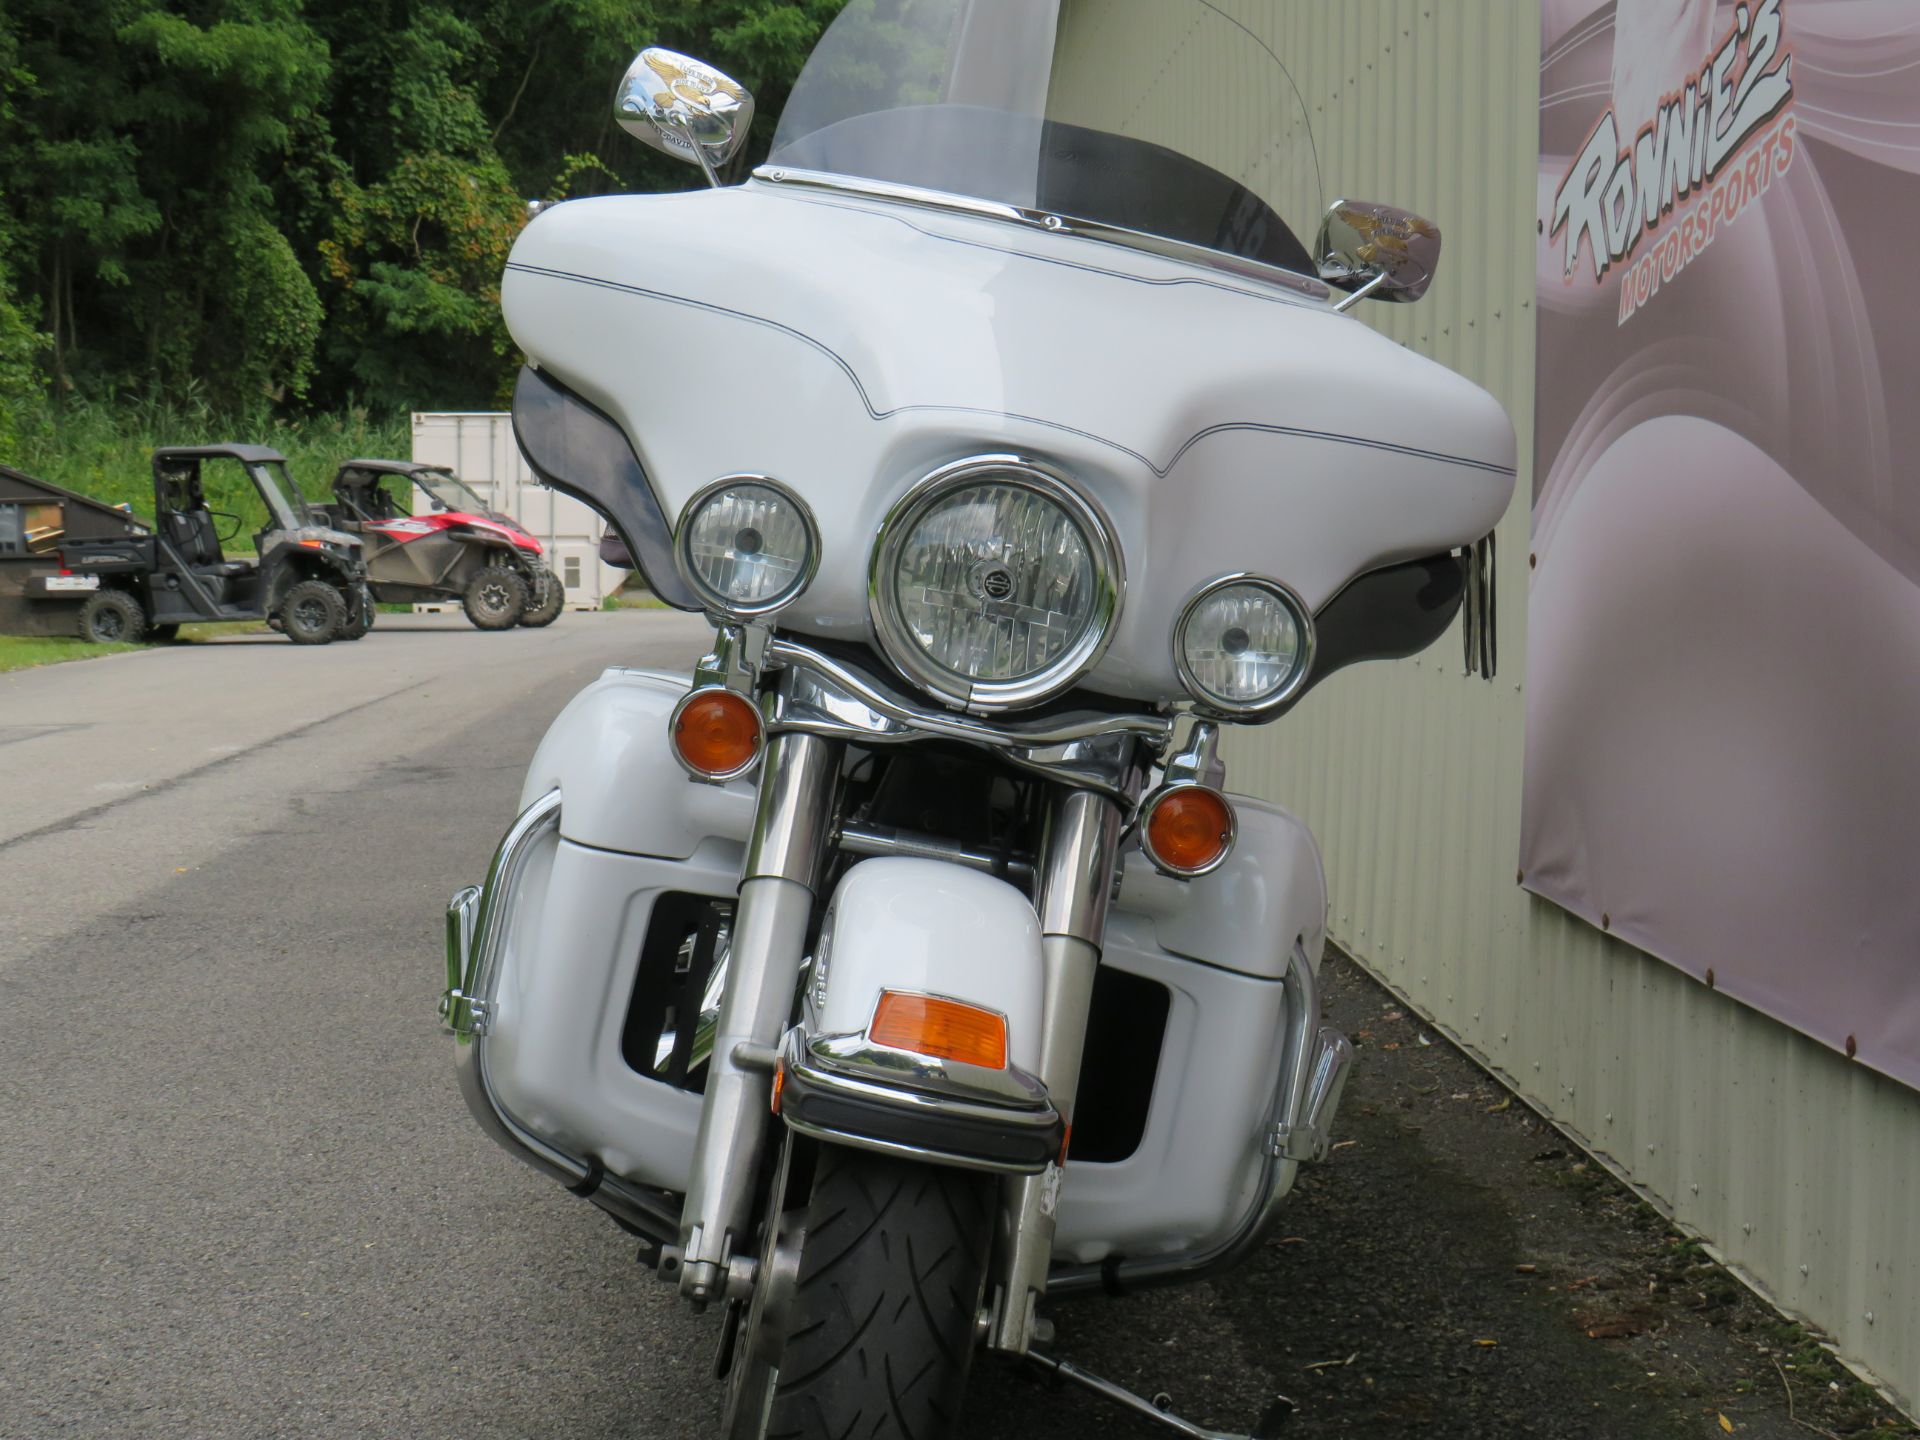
xmin=760 ymin=635 xmax=1172 ymax=804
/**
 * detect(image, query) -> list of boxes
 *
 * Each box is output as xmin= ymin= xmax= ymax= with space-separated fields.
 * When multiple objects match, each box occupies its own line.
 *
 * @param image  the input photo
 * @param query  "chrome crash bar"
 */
xmin=443 ymin=790 xmax=681 ymax=1244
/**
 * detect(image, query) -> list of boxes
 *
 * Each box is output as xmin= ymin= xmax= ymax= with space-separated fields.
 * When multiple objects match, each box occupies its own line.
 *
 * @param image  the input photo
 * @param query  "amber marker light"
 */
xmin=869 ymin=991 xmax=1009 ymax=1070
xmin=1141 ymin=784 xmax=1236 ymax=877
xmin=670 ymin=687 xmax=763 ymax=780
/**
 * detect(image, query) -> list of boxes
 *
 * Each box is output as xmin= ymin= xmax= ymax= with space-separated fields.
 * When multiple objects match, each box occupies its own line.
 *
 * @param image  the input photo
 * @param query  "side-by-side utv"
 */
xmin=321 ymin=460 xmax=562 ymax=630
xmin=58 ymin=445 xmax=371 ymax=645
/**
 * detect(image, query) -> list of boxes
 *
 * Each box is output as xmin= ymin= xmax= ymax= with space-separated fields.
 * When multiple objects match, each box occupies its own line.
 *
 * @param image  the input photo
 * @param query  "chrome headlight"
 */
xmin=674 ymin=475 xmax=819 ymax=616
xmin=1174 ymin=575 xmax=1314 ymax=716
xmin=871 ymin=456 xmax=1122 ymax=712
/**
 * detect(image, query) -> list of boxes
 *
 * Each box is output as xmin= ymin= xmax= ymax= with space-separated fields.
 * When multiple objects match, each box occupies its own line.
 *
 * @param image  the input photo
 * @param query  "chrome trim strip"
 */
xmin=448 ymin=790 xmax=680 ymax=1244
xmin=781 ymin=1031 xmax=1063 ymax=1177
xmin=805 ymin=1028 xmax=1052 ymax=1111
xmin=1171 ymin=573 xmax=1318 ymax=720
xmin=1045 ymin=945 xmax=1350 ymax=1297
xmin=868 ymin=454 xmax=1125 ymax=715
xmin=754 ymin=167 xmax=1332 ymax=303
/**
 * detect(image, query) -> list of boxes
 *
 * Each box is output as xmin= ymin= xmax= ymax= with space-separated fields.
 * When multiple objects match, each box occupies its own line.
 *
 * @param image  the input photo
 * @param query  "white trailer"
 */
xmin=410 ymin=411 xmax=624 ymax=611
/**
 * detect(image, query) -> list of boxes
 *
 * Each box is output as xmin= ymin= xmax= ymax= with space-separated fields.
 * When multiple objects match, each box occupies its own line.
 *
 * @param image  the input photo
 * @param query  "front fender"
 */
xmin=784 ymin=857 xmax=1064 ymax=1173
xmin=807 ymin=857 xmax=1045 ymax=1071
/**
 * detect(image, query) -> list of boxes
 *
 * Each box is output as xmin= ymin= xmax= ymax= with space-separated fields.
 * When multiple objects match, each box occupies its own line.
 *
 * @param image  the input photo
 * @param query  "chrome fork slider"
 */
xmin=675 ymin=730 xmax=841 ymax=1306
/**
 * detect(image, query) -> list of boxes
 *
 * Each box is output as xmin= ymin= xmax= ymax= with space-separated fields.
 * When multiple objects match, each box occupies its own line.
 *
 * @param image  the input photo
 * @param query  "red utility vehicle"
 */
xmin=324 ymin=460 xmax=562 ymax=630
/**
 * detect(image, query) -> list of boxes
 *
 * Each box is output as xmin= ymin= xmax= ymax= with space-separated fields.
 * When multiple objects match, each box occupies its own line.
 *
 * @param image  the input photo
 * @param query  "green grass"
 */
xmin=601 ymin=589 xmax=670 ymax=611
xmin=0 ymin=634 xmax=142 ymax=672
xmin=8 ymin=392 xmax=409 ymax=523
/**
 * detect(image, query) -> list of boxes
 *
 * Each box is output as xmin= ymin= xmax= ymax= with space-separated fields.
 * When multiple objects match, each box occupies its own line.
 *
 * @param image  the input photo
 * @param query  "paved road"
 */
xmin=0 ymin=613 xmax=1895 ymax=1440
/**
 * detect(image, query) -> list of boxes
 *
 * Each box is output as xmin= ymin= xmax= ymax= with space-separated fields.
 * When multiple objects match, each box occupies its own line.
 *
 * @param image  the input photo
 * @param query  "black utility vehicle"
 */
xmin=60 ymin=445 xmax=370 ymax=645
xmin=322 ymin=459 xmax=562 ymax=630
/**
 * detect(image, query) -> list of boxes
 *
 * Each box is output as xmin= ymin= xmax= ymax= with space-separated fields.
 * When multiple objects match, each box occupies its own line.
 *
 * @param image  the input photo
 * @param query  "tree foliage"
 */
xmin=0 ymin=0 xmax=845 ymax=421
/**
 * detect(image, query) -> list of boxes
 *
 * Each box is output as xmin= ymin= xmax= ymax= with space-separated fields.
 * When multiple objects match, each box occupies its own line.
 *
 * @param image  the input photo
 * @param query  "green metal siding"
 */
xmin=1058 ymin=0 xmax=1918 ymax=1412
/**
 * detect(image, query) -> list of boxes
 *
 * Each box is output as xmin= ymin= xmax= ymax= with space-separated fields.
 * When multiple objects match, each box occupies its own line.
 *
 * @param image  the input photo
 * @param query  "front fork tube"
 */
xmin=674 ymin=731 xmax=841 ymax=1306
xmin=989 ymin=788 xmax=1126 ymax=1353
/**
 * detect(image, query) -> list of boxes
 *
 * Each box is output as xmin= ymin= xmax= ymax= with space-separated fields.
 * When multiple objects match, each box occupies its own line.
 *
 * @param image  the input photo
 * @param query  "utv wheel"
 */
xmin=762 ymin=1146 xmax=993 ymax=1440
xmin=463 ymin=563 xmax=527 ymax=630
xmin=280 ymin=579 xmax=346 ymax=645
xmin=519 ymin=568 xmax=563 ymax=628
xmin=77 ymin=590 xmax=147 ymax=645
xmin=338 ymin=585 xmax=375 ymax=641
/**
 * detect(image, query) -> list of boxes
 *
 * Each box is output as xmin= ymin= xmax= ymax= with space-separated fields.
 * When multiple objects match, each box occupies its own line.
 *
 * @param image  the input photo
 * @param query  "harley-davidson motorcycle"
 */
xmin=443 ymin=3 xmax=1514 ymax=1436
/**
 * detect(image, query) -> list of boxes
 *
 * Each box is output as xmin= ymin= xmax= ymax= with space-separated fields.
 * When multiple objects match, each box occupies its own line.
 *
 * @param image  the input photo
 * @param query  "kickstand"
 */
xmin=1026 ymin=1350 xmax=1294 ymax=1440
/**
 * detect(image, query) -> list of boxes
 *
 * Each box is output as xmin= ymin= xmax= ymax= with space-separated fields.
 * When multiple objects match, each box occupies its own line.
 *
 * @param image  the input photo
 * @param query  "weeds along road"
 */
xmin=0 ymin=612 xmax=1900 ymax=1440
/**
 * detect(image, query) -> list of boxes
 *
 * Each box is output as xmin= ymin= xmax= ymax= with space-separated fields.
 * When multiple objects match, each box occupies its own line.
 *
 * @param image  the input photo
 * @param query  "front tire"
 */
xmin=462 ymin=563 xmax=526 ymax=630
xmin=764 ymin=1146 xmax=993 ymax=1440
xmin=77 ymin=590 xmax=147 ymax=645
xmin=280 ymin=579 xmax=345 ymax=644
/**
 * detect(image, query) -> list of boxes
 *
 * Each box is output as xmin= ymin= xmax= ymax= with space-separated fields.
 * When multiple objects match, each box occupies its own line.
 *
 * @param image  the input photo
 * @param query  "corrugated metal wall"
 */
xmin=1090 ymin=0 xmax=1920 ymax=1411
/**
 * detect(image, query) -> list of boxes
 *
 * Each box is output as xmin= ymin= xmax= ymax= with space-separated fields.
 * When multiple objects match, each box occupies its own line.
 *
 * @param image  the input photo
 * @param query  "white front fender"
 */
xmin=808 ymin=857 xmax=1045 ymax=1072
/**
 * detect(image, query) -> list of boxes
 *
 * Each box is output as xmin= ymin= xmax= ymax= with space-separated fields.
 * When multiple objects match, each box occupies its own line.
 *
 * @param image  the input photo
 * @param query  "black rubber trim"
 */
xmin=509 ymin=364 xmax=699 ymax=610
xmin=780 ymin=1070 xmax=1064 ymax=1172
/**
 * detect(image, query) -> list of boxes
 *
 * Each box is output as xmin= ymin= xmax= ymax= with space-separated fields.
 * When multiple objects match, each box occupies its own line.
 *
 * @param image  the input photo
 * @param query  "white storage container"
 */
xmin=411 ymin=411 xmax=624 ymax=611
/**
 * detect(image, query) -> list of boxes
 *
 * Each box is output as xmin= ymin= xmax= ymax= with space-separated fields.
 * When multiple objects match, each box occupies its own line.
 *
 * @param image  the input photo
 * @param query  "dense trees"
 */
xmin=0 ymin=0 xmax=845 ymax=433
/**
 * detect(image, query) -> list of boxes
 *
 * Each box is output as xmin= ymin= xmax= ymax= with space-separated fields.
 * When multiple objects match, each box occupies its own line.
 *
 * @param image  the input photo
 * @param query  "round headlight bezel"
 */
xmin=870 ymin=455 xmax=1124 ymax=713
xmin=673 ymin=473 xmax=821 ymax=617
xmin=1173 ymin=573 xmax=1317 ymax=718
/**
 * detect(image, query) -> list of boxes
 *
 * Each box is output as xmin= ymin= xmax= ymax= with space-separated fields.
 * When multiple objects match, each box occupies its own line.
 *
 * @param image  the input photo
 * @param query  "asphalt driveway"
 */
xmin=0 ymin=612 xmax=1908 ymax=1440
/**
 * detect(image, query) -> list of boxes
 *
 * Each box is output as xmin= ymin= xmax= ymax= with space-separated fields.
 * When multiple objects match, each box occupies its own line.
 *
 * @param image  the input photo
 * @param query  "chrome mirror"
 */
xmin=1313 ymin=200 xmax=1441 ymax=311
xmin=615 ymin=47 xmax=754 ymax=188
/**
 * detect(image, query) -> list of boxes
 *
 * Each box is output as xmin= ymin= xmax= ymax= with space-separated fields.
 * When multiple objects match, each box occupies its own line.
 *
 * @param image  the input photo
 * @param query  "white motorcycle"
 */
xmin=444 ymin=4 xmax=1514 ymax=1436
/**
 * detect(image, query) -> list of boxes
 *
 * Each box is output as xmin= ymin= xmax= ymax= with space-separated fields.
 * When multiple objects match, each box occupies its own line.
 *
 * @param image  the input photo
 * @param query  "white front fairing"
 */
xmin=504 ymin=183 xmax=1515 ymax=700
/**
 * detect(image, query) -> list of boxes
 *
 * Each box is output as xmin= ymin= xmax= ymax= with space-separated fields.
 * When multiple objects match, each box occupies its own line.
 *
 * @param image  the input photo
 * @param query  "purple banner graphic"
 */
xmin=1524 ymin=0 xmax=1920 ymax=1089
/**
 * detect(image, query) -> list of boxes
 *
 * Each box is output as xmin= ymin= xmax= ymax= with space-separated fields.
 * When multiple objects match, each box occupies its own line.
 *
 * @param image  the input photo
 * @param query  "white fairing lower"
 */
xmin=480 ymin=670 xmax=1328 ymax=1259
xmin=504 ymin=184 xmax=1516 ymax=701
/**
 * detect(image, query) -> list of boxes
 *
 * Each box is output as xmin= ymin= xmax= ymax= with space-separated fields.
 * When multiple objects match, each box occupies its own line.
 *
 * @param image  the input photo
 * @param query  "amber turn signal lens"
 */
xmin=1142 ymin=785 xmax=1234 ymax=876
xmin=869 ymin=990 xmax=1009 ymax=1070
xmin=672 ymin=688 xmax=762 ymax=777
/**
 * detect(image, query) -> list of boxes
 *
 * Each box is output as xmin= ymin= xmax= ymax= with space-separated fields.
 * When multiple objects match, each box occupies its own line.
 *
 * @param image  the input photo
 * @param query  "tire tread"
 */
xmin=766 ymin=1148 xmax=990 ymax=1440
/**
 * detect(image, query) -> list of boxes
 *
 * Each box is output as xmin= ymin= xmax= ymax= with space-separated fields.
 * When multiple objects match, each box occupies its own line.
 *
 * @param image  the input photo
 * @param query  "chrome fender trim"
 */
xmin=779 ymin=1030 xmax=1065 ymax=1175
xmin=444 ymin=789 xmax=680 ymax=1243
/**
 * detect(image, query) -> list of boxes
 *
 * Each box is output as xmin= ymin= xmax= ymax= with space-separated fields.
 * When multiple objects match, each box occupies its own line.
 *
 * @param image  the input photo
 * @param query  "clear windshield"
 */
xmin=416 ymin=470 xmax=494 ymax=515
xmin=249 ymin=461 xmax=308 ymax=530
xmin=769 ymin=0 xmax=1323 ymax=277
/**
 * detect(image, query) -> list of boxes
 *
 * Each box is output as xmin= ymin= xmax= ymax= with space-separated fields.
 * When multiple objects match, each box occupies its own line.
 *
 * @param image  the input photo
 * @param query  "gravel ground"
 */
xmin=959 ymin=958 xmax=1917 ymax=1440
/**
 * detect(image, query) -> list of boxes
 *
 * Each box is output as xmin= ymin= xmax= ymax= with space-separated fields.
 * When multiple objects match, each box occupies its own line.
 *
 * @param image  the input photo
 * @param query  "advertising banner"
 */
xmin=1525 ymin=0 xmax=1920 ymax=1088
